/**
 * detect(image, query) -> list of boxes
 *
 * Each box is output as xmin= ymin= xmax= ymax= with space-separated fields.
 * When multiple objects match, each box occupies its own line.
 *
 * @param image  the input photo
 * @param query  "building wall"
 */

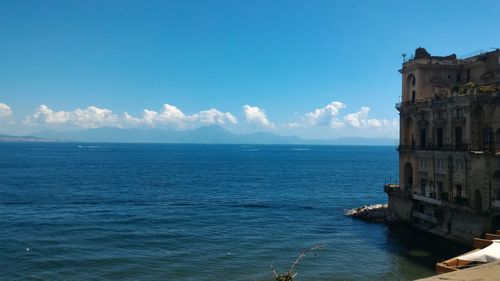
xmin=389 ymin=48 xmax=500 ymax=244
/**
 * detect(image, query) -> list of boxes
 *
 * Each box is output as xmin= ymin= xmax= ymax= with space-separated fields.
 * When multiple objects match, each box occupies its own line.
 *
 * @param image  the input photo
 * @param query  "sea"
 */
xmin=0 ymin=143 xmax=469 ymax=281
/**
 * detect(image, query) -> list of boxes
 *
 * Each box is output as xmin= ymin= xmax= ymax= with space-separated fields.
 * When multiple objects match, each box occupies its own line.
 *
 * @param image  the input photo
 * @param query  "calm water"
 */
xmin=0 ymin=143 xmax=468 ymax=280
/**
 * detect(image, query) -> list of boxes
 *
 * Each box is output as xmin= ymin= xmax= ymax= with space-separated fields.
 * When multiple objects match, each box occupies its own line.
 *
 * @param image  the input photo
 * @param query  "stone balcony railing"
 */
xmin=396 ymin=98 xmax=432 ymax=110
xmin=398 ymin=144 xmax=470 ymax=152
xmin=413 ymin=193 xmax=443 ymax=205
xmin=396 ymin=89 xmax=500 ymax=111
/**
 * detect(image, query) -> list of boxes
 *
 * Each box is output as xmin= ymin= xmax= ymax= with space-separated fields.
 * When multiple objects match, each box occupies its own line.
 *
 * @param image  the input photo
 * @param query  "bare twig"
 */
xmin=288 ymin=244 xmax=324 ymax=274
xmin=271 ymin=244 xmax=325 ymax=280
xmin=271 ymin=266 xmax=278 ymax=278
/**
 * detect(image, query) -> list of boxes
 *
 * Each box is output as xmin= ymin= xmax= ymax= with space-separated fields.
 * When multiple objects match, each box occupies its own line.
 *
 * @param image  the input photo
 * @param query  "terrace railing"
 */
xmin=398 ymin=144 xmax=470 ymax=152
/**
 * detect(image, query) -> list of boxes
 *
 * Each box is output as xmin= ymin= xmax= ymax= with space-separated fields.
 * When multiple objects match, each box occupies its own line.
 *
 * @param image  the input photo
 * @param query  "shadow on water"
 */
xmin=385 ymin=224 xmax=470 ymax=271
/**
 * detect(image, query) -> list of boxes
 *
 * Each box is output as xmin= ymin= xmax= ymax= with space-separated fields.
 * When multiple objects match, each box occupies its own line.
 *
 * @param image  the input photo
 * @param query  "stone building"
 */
xmin=386 ymin=47 xmax=500 ymax=244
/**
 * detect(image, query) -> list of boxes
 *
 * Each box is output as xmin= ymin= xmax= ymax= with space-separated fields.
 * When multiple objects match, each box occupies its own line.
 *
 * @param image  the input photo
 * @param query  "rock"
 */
xmin=346 ymin=204 xmax=399 ymax=224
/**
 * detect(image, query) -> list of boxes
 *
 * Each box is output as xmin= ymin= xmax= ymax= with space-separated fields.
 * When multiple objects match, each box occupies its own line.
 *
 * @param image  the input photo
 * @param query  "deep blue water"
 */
xmin=0 ymin=143 xmax=467 ymax=280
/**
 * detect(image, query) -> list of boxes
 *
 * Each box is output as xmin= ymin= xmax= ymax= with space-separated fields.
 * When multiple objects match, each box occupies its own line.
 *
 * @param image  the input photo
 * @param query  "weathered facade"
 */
xmin=385 ymin=47 xmax=500 ymax=244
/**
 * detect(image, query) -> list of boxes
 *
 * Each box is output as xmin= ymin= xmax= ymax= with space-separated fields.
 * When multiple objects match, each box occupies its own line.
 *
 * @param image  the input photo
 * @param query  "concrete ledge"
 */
xmin=415 ymin=261 xmax=500 ymax=281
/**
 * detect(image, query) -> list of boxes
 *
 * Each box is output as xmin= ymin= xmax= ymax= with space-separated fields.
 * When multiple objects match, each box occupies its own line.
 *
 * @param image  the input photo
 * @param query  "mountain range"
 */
xmin=1 ymin=126 xmax=398 ymax=145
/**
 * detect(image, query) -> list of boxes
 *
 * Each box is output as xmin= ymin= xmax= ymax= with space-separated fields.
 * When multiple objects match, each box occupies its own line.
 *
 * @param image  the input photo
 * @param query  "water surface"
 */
xmin=0 ymin=143 xmax=468 ymax=280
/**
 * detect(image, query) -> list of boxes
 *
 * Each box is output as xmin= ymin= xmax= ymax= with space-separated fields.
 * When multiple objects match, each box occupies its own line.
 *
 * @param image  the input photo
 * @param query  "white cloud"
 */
xmin=122 ymin=112 xmax=141 ymax=127
xmin=189 ymin=108 xmax=238 ymax=125
xmin=25 ymin=105 xmax=119 ymax=128
xmin=136 ymin=104 xmax=187 ymax=127
xmin=289 ymin=102 xmax=398 ymax=134
xmin=344 ymin=106 xmax=370 ymax=127
xmin=132 ymin=104 xmax=237 ymax=128
xmin=343 ymin=106 xmax=398 ymax=129
xmin=0 ymin=103 xmax=12 ymax=117
xmin=243 ymin=105 xmax=275 ymax=129
xmin=24 ymin=103 xmax=237 ymax=129
xmin=304 ymin=101 xmax=345 ymax=128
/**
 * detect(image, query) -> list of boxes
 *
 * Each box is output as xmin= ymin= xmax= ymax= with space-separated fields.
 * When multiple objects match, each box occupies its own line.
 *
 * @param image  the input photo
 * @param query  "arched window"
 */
xmin=471 ymin=106 xmax=485 ymax=151
xmin=406 ymin=74 xmax=416 ymax=103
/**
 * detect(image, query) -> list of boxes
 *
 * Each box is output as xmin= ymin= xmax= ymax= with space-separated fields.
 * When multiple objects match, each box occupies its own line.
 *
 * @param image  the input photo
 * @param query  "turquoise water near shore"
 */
xmin=0 ymin=143 xmax=468 ymax=280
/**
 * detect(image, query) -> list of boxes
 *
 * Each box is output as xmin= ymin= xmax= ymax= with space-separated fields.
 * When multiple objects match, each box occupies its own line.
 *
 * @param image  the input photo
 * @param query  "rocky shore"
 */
xmin=346 ymin=204 xmax=399 ymax=224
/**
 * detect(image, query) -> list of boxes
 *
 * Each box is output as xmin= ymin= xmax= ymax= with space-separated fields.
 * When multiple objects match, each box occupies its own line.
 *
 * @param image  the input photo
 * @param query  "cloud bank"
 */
xmin=24 ymin=104 xmax=237 ymax=129
xmin=17 ymin=100 xmax=398 ymax=138
xmin=287 ymin=101 xmax=398 ymax=130
xmin=25 ymin=105 xmax=119 ymax=128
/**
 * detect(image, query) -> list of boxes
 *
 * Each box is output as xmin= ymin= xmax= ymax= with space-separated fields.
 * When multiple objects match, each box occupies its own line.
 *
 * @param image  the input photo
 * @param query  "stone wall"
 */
xmin=388 ymin=195 xmax=413 ymax=221
xmin=411 ymin=207 xmax=492 ymax=245
xmin=387 ymin=194 xmax=493 ymax=245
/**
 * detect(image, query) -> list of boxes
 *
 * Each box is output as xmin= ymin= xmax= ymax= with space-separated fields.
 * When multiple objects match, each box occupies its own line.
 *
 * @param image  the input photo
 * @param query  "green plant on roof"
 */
xmin=478 ymin=85 xmax=496 ymax=94
xmin=464 ymin=81 xmax=475 ymax=89
xmin=450 ymin=82 xmax=497 ymax=96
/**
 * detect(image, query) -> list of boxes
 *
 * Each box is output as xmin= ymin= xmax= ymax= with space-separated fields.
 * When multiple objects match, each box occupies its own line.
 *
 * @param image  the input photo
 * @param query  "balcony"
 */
xmin=396 ymin=89 xmax=500 ymax=111
xmin=413 ymin=193 xmax=442 ymax=205
xmin=472 ymin=92 xmax=500 ymax=105
xmin=396 ymin=98 xmax=432 ymax=110
xmin=412 ymin=211 xmax=438 ymax=224
xmin=398 ymin=144 xmax=470 ymax=152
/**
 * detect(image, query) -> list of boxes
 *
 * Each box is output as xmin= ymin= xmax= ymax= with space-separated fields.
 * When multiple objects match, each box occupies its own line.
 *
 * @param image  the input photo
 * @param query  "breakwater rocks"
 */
xmin=346 ymin=204 xmax=399 ymax=224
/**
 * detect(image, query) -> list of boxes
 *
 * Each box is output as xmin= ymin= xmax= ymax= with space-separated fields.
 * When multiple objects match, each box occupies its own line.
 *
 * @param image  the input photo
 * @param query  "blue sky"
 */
xmin=1 ymin=0 xmax=499 ymax=138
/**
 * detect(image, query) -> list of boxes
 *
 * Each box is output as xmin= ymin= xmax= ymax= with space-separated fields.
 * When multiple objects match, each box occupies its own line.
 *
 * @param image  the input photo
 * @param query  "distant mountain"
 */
xmin=33 ymin=127 xmax=182 ymax=143
xmin=26 ymin=126 xmax=398 ymax=145
xmin=0 ymin=134 xmax=55 ymax=142
xmin=314 ymin=137 xmax=399 ymax=146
